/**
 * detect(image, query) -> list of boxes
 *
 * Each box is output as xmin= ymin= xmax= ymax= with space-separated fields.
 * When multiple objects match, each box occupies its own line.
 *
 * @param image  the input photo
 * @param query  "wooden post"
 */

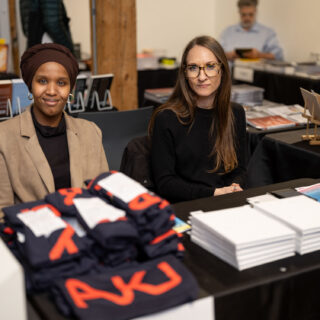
xmin=93 ymin=0 xmax=138 ymax=110
xmin=8 ymin=0 xmax=20 ymax=75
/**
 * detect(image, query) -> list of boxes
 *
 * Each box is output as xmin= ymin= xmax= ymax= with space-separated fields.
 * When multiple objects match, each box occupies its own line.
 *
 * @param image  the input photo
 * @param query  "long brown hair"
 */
xmin=148 ymin=35 xmax=237 ymax=173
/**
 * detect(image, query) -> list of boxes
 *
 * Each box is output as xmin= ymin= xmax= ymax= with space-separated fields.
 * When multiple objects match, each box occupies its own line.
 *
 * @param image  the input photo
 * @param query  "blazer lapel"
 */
xmin=21 ymin=106 xmax=55 ymax=193
xmin=65 ymin=114 xmax=84 ymax=187
xmin=25 ymin=136 xmax=55 ymax=193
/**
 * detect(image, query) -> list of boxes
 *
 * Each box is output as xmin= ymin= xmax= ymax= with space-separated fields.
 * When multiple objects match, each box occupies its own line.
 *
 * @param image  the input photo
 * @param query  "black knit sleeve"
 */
xmin=151 ymin=110 xmax=213 ymax=203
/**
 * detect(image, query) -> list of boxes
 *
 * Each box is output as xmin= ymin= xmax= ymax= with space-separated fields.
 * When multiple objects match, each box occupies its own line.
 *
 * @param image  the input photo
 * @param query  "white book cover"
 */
xmin=286 ymin=113 xmax=308 ymax=124
xmin=192 ymin=230 xmax=294 ymax=265
xmin=266 ymin=104 xmax=304 ymax=116
xmin=191 ymin=218 xmax=293 ymax=253
xmin=246 ymin=193 xmax=278 ymax=205
xmin=236 ymin=251 xmax=294 ymax=270
xmin=298 ymin=242 xmax=320 ymax=255
xmin=298 ymin=236 xmax=320 ymax=248
xmin=192 ymin=227 xmax=294 ymax=259
xmin=190 ymin=205 xmax=295 ymax=250
xmin=97 ymin=172 xmax=148 ymax=203
xmin=191 ymin=235 xmax=294 ymax=271
xmin=253 ymin=195 xmax=320 ymax=235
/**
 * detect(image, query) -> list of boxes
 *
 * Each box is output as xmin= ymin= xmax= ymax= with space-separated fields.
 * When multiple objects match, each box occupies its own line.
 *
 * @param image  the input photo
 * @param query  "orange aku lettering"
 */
xmin=65 ymin=261 xmax=182 ymax=308
xmin=49 ymin=225 xmax=78 ymax=260
xmin=128 ymin=193 xmax=161 ymax=211
xmin=59 ymin=188 xmax=83 ymax=206
xmin=22 ymin=203 xmax=79 ymax=261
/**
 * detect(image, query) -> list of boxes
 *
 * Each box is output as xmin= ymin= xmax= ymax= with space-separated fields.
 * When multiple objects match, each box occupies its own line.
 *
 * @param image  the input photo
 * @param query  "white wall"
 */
xmin=64 ymin=0 xmax=91 ymax=59
xmin=259 ymin=0 xmax=320 ymax=61
xmin=136 ymin=0 xmax=320 ymax=62
xmin=15 ymin=0 xmax=26 ymax=61
xmin=214 ymin=0 xmax=320 ymax=62
xmin=136 ymin=0 xmax=216 ymax=60
xmin=0 ymin=0 xmax=13 ymax=72
xmin=15 ymin=0 xmax=320 ymax=64
xmin=15 ymin=0 xmax=91 ymax=61
xmin=65 ymin=0 xmax=216 ymax=62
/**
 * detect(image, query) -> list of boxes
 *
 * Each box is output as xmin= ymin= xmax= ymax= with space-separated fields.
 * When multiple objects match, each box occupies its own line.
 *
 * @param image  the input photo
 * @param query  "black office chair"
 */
xmin=78 ymin=106 xmax=154 ymax=170
xmin=120 ymin=135 xmax=154 ymax=191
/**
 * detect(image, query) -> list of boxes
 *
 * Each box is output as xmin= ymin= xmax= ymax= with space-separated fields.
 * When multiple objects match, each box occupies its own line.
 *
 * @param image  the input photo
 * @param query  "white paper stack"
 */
xmin=264 ymin=60 xmax=295 ymax=74
xmin=231 ymin=84 xmax=265 ymax=106
xmin=189 ymin=205 xmax=295 ymax=271
xmin=253 ymin=195 xmax=320 ymax=255
xmin=246 ymin=193 xmax=278 ymax=206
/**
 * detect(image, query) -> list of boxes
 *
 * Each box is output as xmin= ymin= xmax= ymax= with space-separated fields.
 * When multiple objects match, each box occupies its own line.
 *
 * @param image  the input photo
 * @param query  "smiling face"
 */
xmin=186 ymin=45 xmax=222 ymax=109
xmin=31 ymin=61 xmax=70 ymax=126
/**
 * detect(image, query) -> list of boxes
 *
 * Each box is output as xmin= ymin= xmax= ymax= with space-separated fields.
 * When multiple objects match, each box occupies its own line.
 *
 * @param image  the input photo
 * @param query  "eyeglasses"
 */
xmin=185 ymin=63 xmax=221 ymax=78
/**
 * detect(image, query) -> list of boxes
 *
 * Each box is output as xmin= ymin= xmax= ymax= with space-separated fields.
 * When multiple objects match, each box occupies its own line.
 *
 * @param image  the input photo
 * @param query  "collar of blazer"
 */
xmin=19 ymin=105 xmax=79 ymax=138
xmin=19 ymin=105 xmax=83 ymax=192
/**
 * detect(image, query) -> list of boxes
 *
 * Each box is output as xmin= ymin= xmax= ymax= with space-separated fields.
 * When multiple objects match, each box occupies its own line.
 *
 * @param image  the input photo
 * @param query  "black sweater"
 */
xmin=151 ymin=103 xmax=247 ymax=203
xmin=32 ymin=110 xmax=71 ymax=190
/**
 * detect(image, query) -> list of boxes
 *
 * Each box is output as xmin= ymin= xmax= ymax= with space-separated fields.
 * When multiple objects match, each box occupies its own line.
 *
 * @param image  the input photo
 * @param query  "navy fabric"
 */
xmin=86 ymin=172 xmax=184 ymax=260
xmin=52 ymin=255 xmax=199 ymax=320
xmin=24 ymin=254 xmax=100 ymax=292
xmin=46 ymin=187 xmax=139 ymax=266
xmin=87 ymin=172 xmax=175 ymax=232
xmin=1 ymin=172 xmax=190 ymax=303
xmin=2 ymin=200 xmax=91 ymax=268
xmin=2 ymin=200 xmax=99 ymax=293
xmin=144 ymin=232 xmax=185 ymax=260
xmin=92 ymin=244 xmax=138 ymax=268
xmin=45 ymin=188 xmax=96 ymax=217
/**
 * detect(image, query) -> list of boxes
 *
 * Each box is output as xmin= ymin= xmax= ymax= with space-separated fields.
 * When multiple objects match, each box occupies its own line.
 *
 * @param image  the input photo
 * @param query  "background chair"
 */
xmin=120 ymin=135 xmax=154 ymax=191
xmin=78 ymin=106 xmax=154 ymax=170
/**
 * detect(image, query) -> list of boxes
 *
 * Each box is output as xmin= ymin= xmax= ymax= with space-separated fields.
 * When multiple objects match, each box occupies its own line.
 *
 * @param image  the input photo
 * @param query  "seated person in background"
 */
xmin=0 ymin=43 xmax=108 ymax=218
xmin=149 ymin=35 xmax=247 ymax=203
xmin=220 ymin=0 xmax=284 ymax=61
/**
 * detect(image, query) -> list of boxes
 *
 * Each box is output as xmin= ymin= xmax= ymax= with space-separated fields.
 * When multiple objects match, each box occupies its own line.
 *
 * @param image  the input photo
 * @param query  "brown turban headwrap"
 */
xmin=20 ymin=43 xmax=79 ymax=92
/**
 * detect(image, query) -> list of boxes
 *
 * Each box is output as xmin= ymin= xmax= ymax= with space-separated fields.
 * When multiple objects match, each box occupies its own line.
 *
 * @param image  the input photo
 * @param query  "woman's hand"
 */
xmin=214 ymin=183 xmax=243 ymax=196
xmin=226 ymin=50 xmax=239 ymax=61
xmin=231 ymin=183 xmax=243 ymax=192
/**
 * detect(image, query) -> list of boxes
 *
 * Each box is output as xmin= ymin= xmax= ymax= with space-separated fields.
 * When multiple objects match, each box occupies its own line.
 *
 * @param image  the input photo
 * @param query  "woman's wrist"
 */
xmin=214 ymin=184 xmax=243 ymax=196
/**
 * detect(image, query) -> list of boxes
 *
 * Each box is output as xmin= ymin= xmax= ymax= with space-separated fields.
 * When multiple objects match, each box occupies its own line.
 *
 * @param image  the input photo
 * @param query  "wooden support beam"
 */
xmin=94 ymin=0 xmax=138 ymax=110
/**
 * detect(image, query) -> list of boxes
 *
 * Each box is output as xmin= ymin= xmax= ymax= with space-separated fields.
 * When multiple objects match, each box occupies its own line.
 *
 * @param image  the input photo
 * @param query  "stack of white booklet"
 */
xmin=231 ymin=84 xmax=264 ymax=106
xmin=189 ymin=205 xmax=295 ymax=271
xmin=252 ymin=195 xmax=320 ymax=255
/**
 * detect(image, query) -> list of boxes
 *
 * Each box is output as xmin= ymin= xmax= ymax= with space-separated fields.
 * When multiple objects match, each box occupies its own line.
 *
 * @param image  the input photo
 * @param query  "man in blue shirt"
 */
xmin=220 ymin=0 xmax=283 ymax=61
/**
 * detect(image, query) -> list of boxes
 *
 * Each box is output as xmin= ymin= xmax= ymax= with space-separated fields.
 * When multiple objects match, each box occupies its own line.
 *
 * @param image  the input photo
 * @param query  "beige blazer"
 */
xmin=0 ymin=106 xmax=109 ymax=217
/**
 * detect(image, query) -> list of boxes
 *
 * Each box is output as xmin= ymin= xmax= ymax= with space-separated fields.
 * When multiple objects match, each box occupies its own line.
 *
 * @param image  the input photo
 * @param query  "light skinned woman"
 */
xmin=149 ymin=36 xmax=247 ymax=203
xmin=0 ymin=43 xmax=108 ymax=218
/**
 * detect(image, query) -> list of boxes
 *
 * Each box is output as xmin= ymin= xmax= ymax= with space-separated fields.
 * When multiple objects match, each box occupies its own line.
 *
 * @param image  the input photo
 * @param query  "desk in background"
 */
xmin=247 ymin=128 xmax=320 ymax=187
xmin=138 ymin=67 xmax=178 ymax=107
xmin=235 ymin=68 xmax=320 ymax=106
xmin=246 ymin=124 xmax=307 ymax=163
xmin=143 ymin=87 xmax=174 ymax=108
xmin=0 ymin=72 xmax=19 ymax=80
